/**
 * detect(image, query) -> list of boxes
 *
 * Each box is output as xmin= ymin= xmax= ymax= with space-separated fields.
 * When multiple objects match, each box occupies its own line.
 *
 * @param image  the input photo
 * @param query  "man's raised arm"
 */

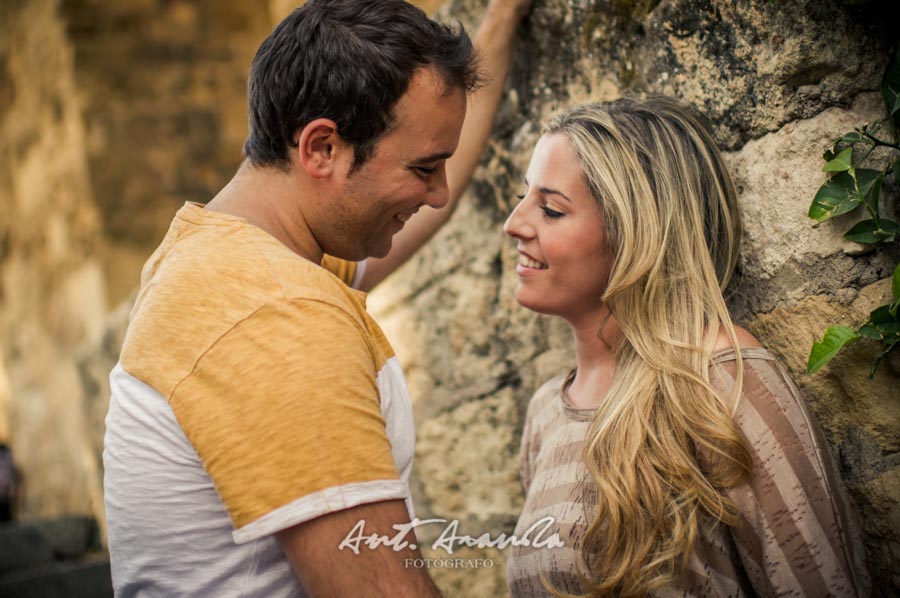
xmin=358 ymin=0 xmax=533 ymax=291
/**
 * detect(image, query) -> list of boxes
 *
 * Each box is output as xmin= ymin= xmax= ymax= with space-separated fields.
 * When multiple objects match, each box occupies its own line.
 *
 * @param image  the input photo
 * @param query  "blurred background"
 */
xmin=1 ymin=0 xmax=898 ymax=596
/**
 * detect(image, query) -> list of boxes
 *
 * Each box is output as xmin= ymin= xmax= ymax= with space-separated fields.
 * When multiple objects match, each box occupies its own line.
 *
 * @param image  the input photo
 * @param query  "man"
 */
xmin=103 ymin=0 xmax=530 ymax=596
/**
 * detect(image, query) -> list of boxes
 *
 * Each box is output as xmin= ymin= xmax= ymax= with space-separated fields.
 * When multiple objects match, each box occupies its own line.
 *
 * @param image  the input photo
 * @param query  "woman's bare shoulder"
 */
xmin=713 ymin=324 xmax=763 ymax=353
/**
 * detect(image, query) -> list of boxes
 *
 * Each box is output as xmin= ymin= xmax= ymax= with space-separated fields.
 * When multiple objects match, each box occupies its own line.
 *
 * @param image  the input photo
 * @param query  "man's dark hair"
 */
xmin=243 ymin=0 xmax=481 ymax=170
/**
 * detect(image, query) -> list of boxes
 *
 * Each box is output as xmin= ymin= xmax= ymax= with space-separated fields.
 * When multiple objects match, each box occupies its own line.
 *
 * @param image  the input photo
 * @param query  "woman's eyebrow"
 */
xmin=538 ymin=186 xmax=573 ymax=203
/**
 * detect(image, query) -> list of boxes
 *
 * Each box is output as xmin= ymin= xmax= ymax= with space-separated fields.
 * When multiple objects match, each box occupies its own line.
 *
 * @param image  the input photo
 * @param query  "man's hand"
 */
xmin=276 ymin=499 xmax=442 ymax=597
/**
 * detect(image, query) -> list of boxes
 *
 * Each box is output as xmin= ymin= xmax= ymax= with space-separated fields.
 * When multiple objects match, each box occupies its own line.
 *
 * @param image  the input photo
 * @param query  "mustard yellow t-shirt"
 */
xmin=104 ymin=202 xmax=414 ymax=596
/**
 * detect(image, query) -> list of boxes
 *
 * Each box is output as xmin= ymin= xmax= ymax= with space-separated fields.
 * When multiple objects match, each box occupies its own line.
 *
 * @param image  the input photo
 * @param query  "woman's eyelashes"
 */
xmin=541 ymin=206 xmax=564 ymax=219
xmin=516 ymin=191 xmax=565 ymax=219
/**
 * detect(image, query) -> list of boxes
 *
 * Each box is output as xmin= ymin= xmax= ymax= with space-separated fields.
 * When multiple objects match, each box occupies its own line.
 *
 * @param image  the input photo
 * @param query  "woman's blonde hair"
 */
xmin=546 ymin=97 xmax=752 ymax=596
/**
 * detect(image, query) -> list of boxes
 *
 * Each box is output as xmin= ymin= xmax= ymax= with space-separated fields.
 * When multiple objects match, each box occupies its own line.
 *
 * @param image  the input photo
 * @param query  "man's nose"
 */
xmin=424 ymin=166 xmax=450 ymax=209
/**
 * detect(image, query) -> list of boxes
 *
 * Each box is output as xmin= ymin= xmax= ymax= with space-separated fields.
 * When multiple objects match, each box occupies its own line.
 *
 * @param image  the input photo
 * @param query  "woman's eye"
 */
xmin=542 ymin=206 xmax=564 ymax=219
xmin=515 ymin=193 xmax=526 ymax=201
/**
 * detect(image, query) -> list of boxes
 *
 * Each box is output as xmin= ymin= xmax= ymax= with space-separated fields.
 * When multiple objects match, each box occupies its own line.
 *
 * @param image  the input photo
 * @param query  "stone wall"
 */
xmin=1 ymin=0 xmax=108 ymax=523
xmin=58 ymin=0 xmax=275 ymax=306
xmin=2 ymin=0 xmax=899 ymax=596
xmin=0 ymin=0 xmax=276 ymax=524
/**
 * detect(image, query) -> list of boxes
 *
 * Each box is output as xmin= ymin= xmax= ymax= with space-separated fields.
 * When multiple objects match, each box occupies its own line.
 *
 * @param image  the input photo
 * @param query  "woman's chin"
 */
xmin=514 ymin=291 xmax=556 ymax=316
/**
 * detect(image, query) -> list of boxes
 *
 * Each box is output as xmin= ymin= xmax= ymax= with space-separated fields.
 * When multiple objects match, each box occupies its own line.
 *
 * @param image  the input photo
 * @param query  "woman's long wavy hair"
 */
xmin=546 ymin=97 xmax=753 ymax=597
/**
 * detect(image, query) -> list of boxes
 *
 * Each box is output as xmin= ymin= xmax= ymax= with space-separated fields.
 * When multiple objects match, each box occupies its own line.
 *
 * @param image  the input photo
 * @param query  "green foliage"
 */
xmin=881 ymin=48 xmax=900 ymax=130
xmin=893 ymin=261 xmax=900 ymax=312
xmin=807 ymin=50 xmax=900 ymax=377
xmin=808 ymin=171 xmax=863 ymax=222
xmin=808 ymin=326 xmax=861 ymax=374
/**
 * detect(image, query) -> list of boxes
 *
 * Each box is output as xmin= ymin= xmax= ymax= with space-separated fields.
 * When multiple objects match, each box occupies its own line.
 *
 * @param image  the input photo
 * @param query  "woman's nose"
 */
xmin=503 ymin=199 xmax=531 ymax=239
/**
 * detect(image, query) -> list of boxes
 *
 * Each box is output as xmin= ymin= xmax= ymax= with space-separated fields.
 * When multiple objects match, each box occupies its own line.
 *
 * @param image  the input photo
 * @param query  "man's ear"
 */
xmin=295 ymin=118 xmax=348 ymax=178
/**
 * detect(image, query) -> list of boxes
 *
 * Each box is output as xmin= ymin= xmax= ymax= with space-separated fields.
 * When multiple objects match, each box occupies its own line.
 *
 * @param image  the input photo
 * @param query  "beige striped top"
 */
xmin=507 ymin=348 xmax=869 ymax=598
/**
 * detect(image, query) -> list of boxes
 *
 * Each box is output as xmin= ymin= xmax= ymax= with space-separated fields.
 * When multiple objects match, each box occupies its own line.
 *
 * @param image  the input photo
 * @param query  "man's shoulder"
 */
xmin=120 ymin=219 xmax=370 ymax=398
xmin=143 ymin=214 xmax=360 ymax=315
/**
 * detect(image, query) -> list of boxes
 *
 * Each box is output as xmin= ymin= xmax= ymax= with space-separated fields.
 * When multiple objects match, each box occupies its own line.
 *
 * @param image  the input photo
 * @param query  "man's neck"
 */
xmin=205 ymin=160 xmax=324 ymax=265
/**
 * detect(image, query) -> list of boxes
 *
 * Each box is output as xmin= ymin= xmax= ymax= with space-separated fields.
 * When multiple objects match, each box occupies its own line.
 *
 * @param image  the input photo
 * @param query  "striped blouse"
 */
xmin=506 ymin=348 xmax=869 ymax=597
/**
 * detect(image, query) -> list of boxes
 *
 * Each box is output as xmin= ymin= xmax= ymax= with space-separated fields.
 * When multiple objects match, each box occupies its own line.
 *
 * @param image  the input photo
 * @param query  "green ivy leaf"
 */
xmin=835 ymin=132 xmax=864 ymax=145
xmin=890 ymin=159 xmax=900 ymax=178
xmin=809 ymin=172 xmax=861 ymax=222
xmin=843 ymin=220 xmax=883 ymax=244
xmin=863 ymin=305 xmax=900 ymax=366
xmin=883 ymin=51 xmax=900 ymax=131
xmin=855 ymin=168 xmax=882 ymax=196
xmin=807 ymin=326 xmax=861 ymax=373
xmin=855 ymin=168 xmax=883 ymax=213
xmin=892 ymin=263 xmax=900 ymax=314
xmin=870 ymin=337 xmax=899 ymax=378
xmin=822 ymin=147 xmax=854 ymax=172
xmin=858 ymin=323 xmax=882 ymax=340
xmin=869 ymin=304 xmax=900 ymax=327
xmin=844 ymin=219 xmax=899 ymax=244
xmin=881 ymin=50 xmax=900 ymax=115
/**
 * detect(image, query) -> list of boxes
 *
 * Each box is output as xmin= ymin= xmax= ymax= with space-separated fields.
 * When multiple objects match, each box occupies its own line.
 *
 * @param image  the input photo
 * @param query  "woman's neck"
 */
xmin=566 ymin=306 xmax=621 ymax=409
xmin=564 ymin=314 xmax=764 ymax=409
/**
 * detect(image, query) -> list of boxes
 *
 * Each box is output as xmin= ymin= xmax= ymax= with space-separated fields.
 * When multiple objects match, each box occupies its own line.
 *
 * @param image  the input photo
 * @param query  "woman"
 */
xmin=504 ymin=97 xmax=869 ymax=597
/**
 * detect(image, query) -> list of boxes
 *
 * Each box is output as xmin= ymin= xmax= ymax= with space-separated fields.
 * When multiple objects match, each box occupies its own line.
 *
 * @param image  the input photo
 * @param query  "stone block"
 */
xmin=33 ymin=516 xmax=100 ymax=561
xmin=0 ymin=523 xmax=53 ymax=575
xmin=0 ymin=559 xmax=112 ymax=598
xmin=726 ymin=97 xmax=893 ymax=288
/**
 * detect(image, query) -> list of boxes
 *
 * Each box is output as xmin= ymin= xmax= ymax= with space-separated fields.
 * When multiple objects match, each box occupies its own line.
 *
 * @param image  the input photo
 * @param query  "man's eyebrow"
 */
xmin=411 ymin=151 xmax=454 ymax=164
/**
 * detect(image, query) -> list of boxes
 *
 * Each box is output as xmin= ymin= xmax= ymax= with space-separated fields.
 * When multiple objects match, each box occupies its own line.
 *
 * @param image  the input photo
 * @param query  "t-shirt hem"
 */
xmin=232 ymin=479 xmax=408 ymax=544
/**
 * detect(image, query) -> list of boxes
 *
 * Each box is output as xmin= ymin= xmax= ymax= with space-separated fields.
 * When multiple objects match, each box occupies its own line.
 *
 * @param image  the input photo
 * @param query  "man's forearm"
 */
xmin=445 ymin=0 xmax=527 ymax=200
xmin=278 ymin=500 xmax=443 ymax=597
xmin=358 ymin=1 xmax=530 ymax=292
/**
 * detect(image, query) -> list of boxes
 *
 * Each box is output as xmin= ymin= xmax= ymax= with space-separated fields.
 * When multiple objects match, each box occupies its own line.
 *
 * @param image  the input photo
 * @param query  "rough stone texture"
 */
xmin=0 ymin=0 xmax=107 ymax=523
xmin=638 ymin=0 xmax=893 ymax=150
xmin=0 ymin=559 xmax=112 ymax=598
xmin=75 ymin=298 xmax=131 ymax=502
xmin=0 ymin=515 xmax=110 ymax=597
xmin=2 ymin=0 xmax=899 ymax=596
xmin=58 ymin=0 xmax=274 ymax=307
xmin=727 ymin=95 xmax=898 ymax=304
xmin=0 ymin=0 xmax=275 ymax=527
xmin=853 ymin=466 xmax=900 ymax=591
xmin=0 ymin=358 xmax=10 ymax=445
xmin=416 ymin=391 xmax=522 ymax=520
